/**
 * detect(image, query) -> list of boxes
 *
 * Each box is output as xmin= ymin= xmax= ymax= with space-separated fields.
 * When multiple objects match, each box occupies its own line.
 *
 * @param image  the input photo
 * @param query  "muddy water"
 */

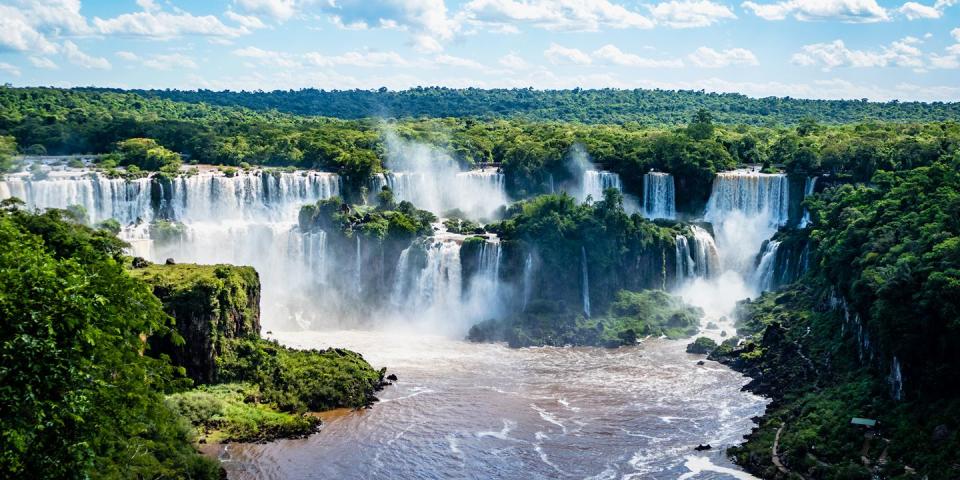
xmin=215 ymin=330 xmax=766 ymax=480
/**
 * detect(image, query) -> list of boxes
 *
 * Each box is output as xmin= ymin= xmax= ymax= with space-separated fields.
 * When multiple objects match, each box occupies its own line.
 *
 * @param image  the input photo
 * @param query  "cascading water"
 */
xmin=581 ymin=170 xmax=622 ymax=202
xmin=581 ymin=246 xmax=591 ymax=317
xmin=675 ymin=225 xmax=721 ymax=286
xmin=521 ymin=252 xmax=534 ymax=312
xmin=643 ymin=172 xmax=676 ymax=220
xmin=799 ymin=176 xmax=818 ymax=228
xmin=751 ymin=240 xmax=782 ymax=292
xmin=0 ymin=171 xmax=153 ymax=224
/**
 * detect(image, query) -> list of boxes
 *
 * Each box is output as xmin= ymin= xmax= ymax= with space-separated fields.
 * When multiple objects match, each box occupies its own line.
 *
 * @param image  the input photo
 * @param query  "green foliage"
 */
xmin=469 ymin=289 xmax=702 ymax=347
xmin=0 ymin=135 xmax=14 ymax=174
xmin=115 ymin=138 xmax=182 ymax=172
xmin=216 ymin=338 xmax=384 ymax=412
xmin=686 ymin=336 xmax=718 ymax=354
xmin=165 ymin=383 xmax=320 ymax=443
xmin=148 ymin=220 xmax=186 ymax=245
xmin=0 ymin=204 xmax=219 ymax=479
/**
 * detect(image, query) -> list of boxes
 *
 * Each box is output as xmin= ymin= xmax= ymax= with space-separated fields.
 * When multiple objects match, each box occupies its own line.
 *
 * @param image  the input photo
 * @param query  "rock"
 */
xmin=696 ymin=360 xmax=705 ymax=365
xmin=706 ymin=322 xmax=719 ymax=330
xmin=694 ymin=444 xmax=712 ymax=451
xmin=387 ymin=373 xmax=398 ymax=381
xmin=165 ymin=257 xmax=176 ymax=265
xmin=131 ymin=256 xmax=151 ymax=268
xmin=720 ymin=330 xmax=727 ymax=337
xmin=933 ymin=424 xmax=950 ymax=442
xmin=686 ymin=336 xmax=718 ymax=355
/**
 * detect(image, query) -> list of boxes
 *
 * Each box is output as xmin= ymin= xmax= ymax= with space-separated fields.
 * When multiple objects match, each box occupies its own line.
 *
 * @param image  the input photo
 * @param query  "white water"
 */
xmin=675 ymin=225 xmax=722 ymax=286
xmin=1 ymin=170 xmax=153 ymax=224
xmin=676 ymin=171 xmax=790 ymax=335
xmin=751 ymin=240 xmax=781 ymax=292
xmin=375 ymin=132 xmax=509 ymax=220
xmin=582 ymin=170 xmax=623 ymax=203
xmin=521 ymin=252 xmax=534 ymax=312
xmin=643 ymin=172 xmax=676 ymax=220
xmin=799 ymin=176 xmax=818 ymax=228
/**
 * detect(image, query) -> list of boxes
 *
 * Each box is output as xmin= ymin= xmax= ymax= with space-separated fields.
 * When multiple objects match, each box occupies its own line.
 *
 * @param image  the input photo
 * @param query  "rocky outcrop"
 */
xmin=130 ymin=262 xmax=261 ymax=384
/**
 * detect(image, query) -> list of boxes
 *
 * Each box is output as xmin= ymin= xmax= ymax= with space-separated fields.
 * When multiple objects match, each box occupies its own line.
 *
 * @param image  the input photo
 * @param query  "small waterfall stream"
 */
xmin=581 ymin=246 xmax=591 ymax=317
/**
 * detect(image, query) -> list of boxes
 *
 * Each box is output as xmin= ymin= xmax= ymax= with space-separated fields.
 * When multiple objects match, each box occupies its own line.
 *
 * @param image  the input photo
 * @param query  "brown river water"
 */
xmin=212 ymin=330 xmax=767 ymax=480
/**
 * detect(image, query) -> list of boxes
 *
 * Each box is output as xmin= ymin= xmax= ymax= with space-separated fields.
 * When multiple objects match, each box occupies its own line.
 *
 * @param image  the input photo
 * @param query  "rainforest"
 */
xmin=1 ymin=85 xmax=959 ymax=480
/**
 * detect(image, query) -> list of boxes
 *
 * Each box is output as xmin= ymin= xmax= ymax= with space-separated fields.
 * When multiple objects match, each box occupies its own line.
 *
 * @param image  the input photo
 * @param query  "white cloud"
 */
xmin=29 ymin=56 xmax=58 ymax=69
xmin=62 ymin=40 xmax=111 ymax=69
xmin=433 ymin=54 xmax=486 ymax=70
xmin=791 ymin=37 xmax=928 ymax=70
xmin=687 ymin=46 xmax=759 ymax=67
xmin=593 ymin=44 xmax=684 ymax=67
xmin=499 ymin=52 xmax=529 ymax=70
xmin=0 ymin=6 xmax=59 ymax=54
xmin=234 ymin=0 xmax=299 ymax=21
xmin=234 ymin=46 xmax=411 ymax=68
xmin=647 ymin=0 xmax=737 ymax=28
xmin=741 ymin=0 xmax=890 ymax=23
xmin=225 ymin=11 xmax=268 ymax=30
xmin=544 ymin=43 xmax=592 ymax=65
xmin=899 ymin=0 xmax=957 ymax=19
xmin=329 ymin=0 xmax=458 ymax=53
xmin=143 ymin=53 xmax=199 ymax=70
xmin=462 ymin=0 xmax=654 ymax=32
xmin=93 ymin=4 xmax=252 ymax=39
xmin=0 ymin=62 xmax=22 ymax=77
xmin=116 ymin=51 xmax=139 ymax=61
xmin=19 ymin=0 xmax=92 ymax=35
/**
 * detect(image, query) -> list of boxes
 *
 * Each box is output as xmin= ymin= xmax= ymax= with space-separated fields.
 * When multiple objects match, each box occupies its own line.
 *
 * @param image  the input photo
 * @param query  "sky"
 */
xmin=0 ymin=0 xmax=958 ymax=101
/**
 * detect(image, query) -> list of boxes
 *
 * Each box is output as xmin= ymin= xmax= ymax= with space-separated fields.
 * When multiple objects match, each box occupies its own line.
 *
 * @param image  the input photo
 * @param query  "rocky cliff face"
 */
xmin=130 ymin=262 xmax=261 ymax=384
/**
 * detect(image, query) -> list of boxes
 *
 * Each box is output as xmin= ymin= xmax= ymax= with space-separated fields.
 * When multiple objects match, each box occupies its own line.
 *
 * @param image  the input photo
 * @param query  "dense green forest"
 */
xmin=87 ymin=87 xmax=960 ymax=125
xmin=0 ymin=202 xmax=386 ymax=478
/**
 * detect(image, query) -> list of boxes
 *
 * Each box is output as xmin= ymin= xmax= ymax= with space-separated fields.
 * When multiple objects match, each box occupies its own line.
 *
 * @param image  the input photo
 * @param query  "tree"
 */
xmin=686 ymin=109 xmax=715 ymax=140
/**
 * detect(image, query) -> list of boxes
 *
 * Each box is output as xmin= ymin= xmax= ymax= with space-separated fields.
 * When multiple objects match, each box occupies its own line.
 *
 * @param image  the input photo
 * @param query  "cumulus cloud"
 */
xmin=741 ymin=0 xmax=890 ymax=23
xmin=544 ymin=43 xmax=592 ymax=65
xmin=593 ymin=44 xmax=684 ymax=67
xmin=62 ymin=40 xmax=111 ymax=69
xmin=234 ymin=0 xmax=299 ymax=21
xmin=0 ymin=62 xmax=22 ymax=77
xmin=791 ymin=37 xmax=928 ymax=70
xmin=898 ymin=0 xmax=957 ymax=19
xmin=499 ymin=52 xmax=530 ymax=70
xmin=687 ymin=47 xmax=759 ymax=67
xmin=647 ymin=0 xmax=737 ymax=28
xmin=93 ymin=3 xmax=258 ymax=39
xmin=462 ymin=0 xmax=654 ymax=32
xmin=0 ymin=6 xmax=60 ymax=54
xmin=433 ymin=54 xmax=486 ymax=70
xmin=29 ymin=56 xmax=58 ymax=69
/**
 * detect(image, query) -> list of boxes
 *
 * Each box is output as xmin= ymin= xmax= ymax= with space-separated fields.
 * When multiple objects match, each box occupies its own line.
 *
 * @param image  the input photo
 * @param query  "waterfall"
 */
xmin=643 ymin=172 xmax=676 ymax=220
xmin=799 ymin=176 xmax=818 ymax=228
xmin=581 ymin=170 xmax=622 ymax=203
xmin=411 ymin=241 xmax=463 ymax=314
xmin=370 ymin=168 xmax=507 ymax=219
xmin=354 ymin=235 xmax=363 ymax=295
xmin=704 ymin=171 xmax=789 ymax=274
xmin=521 ymin=253 xmax=534 ymax=311
xmin=675 ymin=225 xmax=721 ymax=285
xmin=0 ymin=171 xmax=154 ymax=224
xmin=890 ymin=357 xmax=904 ymax=401
xmin=303 ymin=230 xmax=328 ymax=286
xmin=751 ymin=240 xmax=781 ymax=292
xmin=581 ymin=246 xmax=591 ymax=318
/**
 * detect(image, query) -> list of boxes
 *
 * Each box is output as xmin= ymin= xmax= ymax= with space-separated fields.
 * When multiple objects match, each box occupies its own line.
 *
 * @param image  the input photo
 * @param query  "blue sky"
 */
xmin=0 ymin=0 xmax=958 ymax=100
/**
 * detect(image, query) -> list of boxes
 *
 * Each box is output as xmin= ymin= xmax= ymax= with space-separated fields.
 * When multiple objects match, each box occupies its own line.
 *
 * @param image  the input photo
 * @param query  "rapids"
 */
xmin=213 ymin=330 xmax=766 ymax=480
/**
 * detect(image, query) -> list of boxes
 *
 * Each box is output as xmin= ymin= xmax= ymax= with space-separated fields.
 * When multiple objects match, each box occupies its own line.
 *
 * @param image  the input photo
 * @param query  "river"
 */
xmin=213 ymin=330 xmax=767 ymax=480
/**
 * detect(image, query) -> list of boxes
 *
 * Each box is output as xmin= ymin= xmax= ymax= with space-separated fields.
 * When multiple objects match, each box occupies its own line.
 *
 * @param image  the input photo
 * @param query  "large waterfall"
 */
xmin=704 ymin=171 xmax=789 ymax=273
xmin=370 ymin=168 xmax=507 ymax=219
xmin=1 ymin=171 xmax=153 ymax=224
xmin=581 ymin=170 xmax=622 ymax=202
xmin=642 ymin=172 xmax=676 ymax=220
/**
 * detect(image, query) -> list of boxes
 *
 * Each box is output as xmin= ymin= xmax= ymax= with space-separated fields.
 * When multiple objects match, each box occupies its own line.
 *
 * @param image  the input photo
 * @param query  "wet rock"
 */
xmin=131 ymin=256 xmax=150 ymax=268
xmin=387 ymin=373 xmax=398 ymax=381
xmin=695 ymin=444 xmax=712 ymax=451
xmin=933 ymin=424 xmax=950 ymax=442
xmin=696 ymin=360 xmax=705 ymax=366
xmin=706 ymin=322 xmax=719 ymax=330
xmin=686 ymin=337 xmax=718 ymax=355
xmin=165 ymin=257 xmax=176 ymax=265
